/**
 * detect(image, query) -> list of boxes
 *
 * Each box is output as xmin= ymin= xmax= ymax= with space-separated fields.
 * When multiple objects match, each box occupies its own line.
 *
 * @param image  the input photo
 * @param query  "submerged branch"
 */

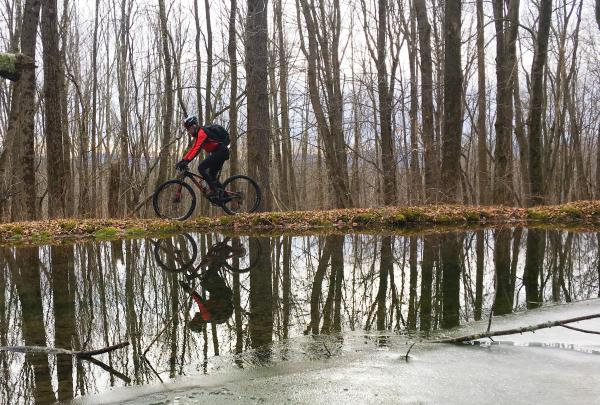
xmin=0 ymin=342 xmax=130 ymax=357
xmin=431 ymin=313 xmax=600 ymax=343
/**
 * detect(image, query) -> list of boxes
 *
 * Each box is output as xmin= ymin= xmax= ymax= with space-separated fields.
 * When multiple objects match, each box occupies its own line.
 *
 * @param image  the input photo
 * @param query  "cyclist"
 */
xmin=176 ymin=116 xmax=230 ymax=198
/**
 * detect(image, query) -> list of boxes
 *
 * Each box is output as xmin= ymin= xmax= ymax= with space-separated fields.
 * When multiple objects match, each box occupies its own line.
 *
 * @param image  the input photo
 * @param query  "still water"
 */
xmin=0 ymin=228 xmax=599 ymax=403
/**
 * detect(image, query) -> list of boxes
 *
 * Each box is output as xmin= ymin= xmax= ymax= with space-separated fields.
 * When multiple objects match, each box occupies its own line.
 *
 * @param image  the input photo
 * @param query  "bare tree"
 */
xmin=528 ymin=0 xmax=552 ymax=206
xmin=492 ymin=0 xmax=520 ymax=205
xmin=413 ymin=0 xmax=437 ymax=201
xmin=8 ymin=0 xmax=41 ymax=221
xmin=42 ymin=0 xmax=66 ymax=218
xmin=246 ymin=0 xmax=272 ymax=211
xmin=441 ymin=0 xmax=463 ymax=202
xmin=476 ymin=0 xmax=489 ymax=204
xmin=156 ymin=0 xmax=174 ymax=187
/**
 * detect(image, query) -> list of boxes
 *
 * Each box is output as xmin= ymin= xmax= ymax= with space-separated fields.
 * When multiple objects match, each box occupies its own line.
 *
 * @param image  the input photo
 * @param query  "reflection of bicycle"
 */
xmin=151 ymin=233 xmax=198 ymax=272
xmin=152 ymin=167 xmax=261 ymax=220
xmin=151 ymin=234 xmax=260 ymax=275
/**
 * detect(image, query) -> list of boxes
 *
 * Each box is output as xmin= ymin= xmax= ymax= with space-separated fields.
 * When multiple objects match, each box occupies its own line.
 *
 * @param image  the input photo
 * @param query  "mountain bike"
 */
xmin=151 ymin=234 xmax=261 ymax=276
xmin=153 ymin=167 xmax=261 ymax=220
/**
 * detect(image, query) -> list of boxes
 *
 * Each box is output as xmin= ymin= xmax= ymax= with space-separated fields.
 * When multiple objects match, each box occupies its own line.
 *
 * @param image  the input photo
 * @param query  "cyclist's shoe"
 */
xmin=206 ymin=187 xmax=224 ymax=200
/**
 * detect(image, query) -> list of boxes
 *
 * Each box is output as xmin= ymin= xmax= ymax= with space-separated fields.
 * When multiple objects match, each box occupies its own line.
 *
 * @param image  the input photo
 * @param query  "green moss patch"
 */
xmin=94 ymin=227 xmax=120 ymax=239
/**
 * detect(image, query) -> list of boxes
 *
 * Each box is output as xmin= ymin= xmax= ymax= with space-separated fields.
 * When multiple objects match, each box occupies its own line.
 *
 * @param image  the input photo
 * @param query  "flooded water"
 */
xmin=1 ymin=228 xmax=599 ymax=404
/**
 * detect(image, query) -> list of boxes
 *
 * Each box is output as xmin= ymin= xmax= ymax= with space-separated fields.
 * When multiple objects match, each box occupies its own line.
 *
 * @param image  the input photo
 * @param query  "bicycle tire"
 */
xmin=220 ymin=175 xmax=261 ymax=215
xmin=153 ymin=179 xmax=196 ymax=220
xmin=153 ymin=234 xmax=198 ymax=272
xmin=223 ymin=237 xmax=261 ymax=273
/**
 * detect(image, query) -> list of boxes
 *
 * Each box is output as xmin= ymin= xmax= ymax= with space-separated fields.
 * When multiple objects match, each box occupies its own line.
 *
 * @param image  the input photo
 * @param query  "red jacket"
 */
xmin=182 ymin=128 xmax=220 ymax=161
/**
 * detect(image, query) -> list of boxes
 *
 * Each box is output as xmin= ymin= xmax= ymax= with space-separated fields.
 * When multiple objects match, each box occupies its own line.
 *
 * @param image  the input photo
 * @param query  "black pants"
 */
xmin=198 ymin=145 xmax=229 ymax=190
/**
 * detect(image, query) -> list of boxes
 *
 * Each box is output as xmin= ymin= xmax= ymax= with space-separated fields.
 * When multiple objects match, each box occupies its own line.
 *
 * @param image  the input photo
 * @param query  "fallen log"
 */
xmin=430 ymin=313 xmax=600 ymax=343
xmin=0 ymin=342 xmax=129 ymax=357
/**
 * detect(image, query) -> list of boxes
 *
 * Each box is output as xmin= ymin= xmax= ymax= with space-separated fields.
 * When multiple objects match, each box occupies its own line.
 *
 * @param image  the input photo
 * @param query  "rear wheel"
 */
xmin=153 ymin=179 xmax=196 ymax=220
xmin=220 ymin=175 xmax=261 ymax=215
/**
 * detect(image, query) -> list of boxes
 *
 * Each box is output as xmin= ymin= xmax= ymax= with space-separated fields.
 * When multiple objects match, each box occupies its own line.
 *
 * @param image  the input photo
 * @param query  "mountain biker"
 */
xmin=176 ymin=116 xmax=230 ymax=198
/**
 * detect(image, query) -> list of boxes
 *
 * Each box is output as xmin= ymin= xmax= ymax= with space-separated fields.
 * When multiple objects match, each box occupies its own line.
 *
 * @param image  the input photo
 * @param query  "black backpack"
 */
xmin=202 ymin=124 xmax=230 ymax=146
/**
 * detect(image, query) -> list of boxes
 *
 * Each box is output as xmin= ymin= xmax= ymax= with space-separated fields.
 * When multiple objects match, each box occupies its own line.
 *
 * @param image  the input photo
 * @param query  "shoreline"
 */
xmin=2 ymin=200 xmax=600 ymax=246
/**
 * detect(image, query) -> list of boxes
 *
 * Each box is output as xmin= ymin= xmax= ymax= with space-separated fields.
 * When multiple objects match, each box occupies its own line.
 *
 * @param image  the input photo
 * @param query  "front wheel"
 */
xmin=153 ymin=179 xmax=196 ymax=220
xmin=220 ymin=175 xmax=261 ymax=215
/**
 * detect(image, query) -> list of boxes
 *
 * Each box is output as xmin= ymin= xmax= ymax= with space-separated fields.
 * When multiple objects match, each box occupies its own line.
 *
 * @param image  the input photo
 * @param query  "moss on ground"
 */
xmin=94 ymin=227 xmax=120 ymax=239
xmin=2 ymin=200 xmax=600 ymax=246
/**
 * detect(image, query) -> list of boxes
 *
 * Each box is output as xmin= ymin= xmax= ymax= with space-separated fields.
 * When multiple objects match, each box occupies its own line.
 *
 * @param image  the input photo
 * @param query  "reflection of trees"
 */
xmin=597 ymin=234 xmax=600 ymax=298
xmin=474 ymin=230 xmax=485 ymax=320
xmin=524 ymin=229 xmax=546 ymax=309
xmin=376 ymin=237 xmax=392 ymax=331
xmin=51 ymin=245 xmax=76 ymax=401
xmin=2 ymin=230 xmax=600 ymax=400
xmin=548 ymin=231 xmax=574 ymax=302
xmin=308 ymin=237 xmax=331 ymax=334
xmin=440 ymin=233 xmax=461 ymax=328
xmin=249 ymin=237 xmax=273 ymax=352
xmin=494 ymin=229 xmax=514 ymax=315
xmin=10 ymin=247 xmax=54 ymax=402
xmin=407 ymin=237 xmax=418 ymax=329
xmin=419 ymin=235 xmax=436 ymax=332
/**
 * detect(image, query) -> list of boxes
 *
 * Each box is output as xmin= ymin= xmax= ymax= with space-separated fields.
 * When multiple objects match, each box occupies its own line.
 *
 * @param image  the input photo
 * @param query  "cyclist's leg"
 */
xmin=198 ymin=154 xmax=221 ymax=192
xmin=206 ymin=147 xmax=229 ymax=190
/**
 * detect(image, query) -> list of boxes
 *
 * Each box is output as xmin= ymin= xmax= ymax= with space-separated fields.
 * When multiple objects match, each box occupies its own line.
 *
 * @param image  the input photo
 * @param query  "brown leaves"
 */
xmin=2 ymin=200 xmax=600 ymax=246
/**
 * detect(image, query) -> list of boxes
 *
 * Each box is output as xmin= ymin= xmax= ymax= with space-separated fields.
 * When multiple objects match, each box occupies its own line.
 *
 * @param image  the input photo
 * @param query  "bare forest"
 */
xmin=1 ymin=0 xmax=600 ymax=221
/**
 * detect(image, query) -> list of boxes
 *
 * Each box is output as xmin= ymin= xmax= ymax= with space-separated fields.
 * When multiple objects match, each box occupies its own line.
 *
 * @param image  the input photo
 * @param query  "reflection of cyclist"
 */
xmin=179 ymin=238 xmax=245 ymax=331
xmin=180 ymin=271 xmax=233 ymax=331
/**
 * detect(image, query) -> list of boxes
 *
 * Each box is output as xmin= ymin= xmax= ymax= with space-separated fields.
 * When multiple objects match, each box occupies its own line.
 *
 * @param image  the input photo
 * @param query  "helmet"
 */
xmin=183 ymin=116 xmax=199 ymax=129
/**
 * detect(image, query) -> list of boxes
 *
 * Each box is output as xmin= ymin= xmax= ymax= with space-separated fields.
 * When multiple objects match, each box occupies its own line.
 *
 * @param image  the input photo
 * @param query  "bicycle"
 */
xmin=153 ymin=166 xmax=261 ymax=220
xmin=152 ymin=234 xmax=261 ymax=276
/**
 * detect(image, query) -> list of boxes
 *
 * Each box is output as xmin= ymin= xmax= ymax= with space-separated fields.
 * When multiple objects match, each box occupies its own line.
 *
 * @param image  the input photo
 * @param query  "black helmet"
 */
xmin=183 ymin=116 xmax=199 ymax=128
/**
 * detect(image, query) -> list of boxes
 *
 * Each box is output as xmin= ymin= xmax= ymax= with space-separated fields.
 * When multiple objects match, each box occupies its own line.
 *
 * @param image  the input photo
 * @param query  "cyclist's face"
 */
xmin=186 ymin=125 xmax=198 ymax=137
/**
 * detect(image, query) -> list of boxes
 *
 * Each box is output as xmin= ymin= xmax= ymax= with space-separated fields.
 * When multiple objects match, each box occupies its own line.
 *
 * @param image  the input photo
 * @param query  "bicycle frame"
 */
xmin=179 ymin=170 xmax=210 ymax=195
xmin=178 ymin=169 xmax=240 ymax=204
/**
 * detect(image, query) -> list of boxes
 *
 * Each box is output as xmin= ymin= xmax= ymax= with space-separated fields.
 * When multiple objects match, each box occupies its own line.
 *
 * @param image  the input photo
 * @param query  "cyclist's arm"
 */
xmin=182 ymin=128 xmax=208 ymax=161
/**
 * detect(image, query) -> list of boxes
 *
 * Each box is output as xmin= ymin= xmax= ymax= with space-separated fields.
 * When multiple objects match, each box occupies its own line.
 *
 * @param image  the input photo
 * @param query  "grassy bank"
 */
xmin=2 ymin=200 xmax=600 ymax=245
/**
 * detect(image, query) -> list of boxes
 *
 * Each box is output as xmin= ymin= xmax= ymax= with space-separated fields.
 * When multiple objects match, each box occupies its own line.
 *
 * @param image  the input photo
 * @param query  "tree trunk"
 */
xmin=246 ymin=0 xmax=272 ymax=211
xmin=204 ymin=0 xmax=213 ymax=121
xmin=476 ymin=0 xmax=489 ymax=204
xmin=298 ymin=0 xmax=352 ymax=208
xmin=276 ymin=0 xmax=296 ymax=209
xmin=156 ymin=0 xmax=173 ymax=187
xmin=492 ymin=0 xmax=519 ymax=205
xmin=228 ymin=0 xmax=239 ymax=177
xmin=528 ymin=0 xmax=552 ymax=206
xmin=193 ymin=0 xmax=203 ymax=123
xmin=42 ymin=0 xmax=66 ymax=218
xmin=441 ymin=0 xmax=462 ymax=203
xmin=91 ymin=0 xmax=100 ymax=217
xmin=117 ymin=0 xmax=130 ymax=216
xmin=413 ymin=0 xmax=437 ymax=202
xmin=376 ymin=0 xmax=397 ymax=205
xmin=9 ymin=0 xmax=41 ymax=221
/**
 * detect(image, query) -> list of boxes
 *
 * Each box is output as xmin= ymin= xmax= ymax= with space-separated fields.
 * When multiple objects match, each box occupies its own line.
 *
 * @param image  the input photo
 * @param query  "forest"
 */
xmin=0 ymin=0 xmax=600 ymax=221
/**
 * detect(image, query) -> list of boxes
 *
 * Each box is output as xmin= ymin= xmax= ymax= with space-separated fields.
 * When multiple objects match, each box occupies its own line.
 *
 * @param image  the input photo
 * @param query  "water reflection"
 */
xmin=0 ymin=228 xmax=599 ymax=403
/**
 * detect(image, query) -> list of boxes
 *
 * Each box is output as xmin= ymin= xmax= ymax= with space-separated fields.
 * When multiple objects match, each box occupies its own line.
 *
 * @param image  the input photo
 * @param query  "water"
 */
xmin=0 ymin=228 xmax=599 ymax=404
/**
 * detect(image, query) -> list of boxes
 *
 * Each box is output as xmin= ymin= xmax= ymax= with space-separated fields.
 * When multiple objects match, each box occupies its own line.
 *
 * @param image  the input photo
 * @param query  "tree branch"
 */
xmin=431 ymin=313 xmax=600 ymax=343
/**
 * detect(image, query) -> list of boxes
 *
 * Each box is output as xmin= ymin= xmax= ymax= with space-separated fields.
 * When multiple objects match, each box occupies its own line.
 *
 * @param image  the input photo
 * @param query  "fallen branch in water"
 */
xmin=430 ymin=313 xmax=600 ymax=343
xmin=559 ymin=324 xmax=600 ymax=335
xmin=0 ymin=342 xmax=129 ymax=357
xmin=82 ymin=356 xmax=132 ymax=383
